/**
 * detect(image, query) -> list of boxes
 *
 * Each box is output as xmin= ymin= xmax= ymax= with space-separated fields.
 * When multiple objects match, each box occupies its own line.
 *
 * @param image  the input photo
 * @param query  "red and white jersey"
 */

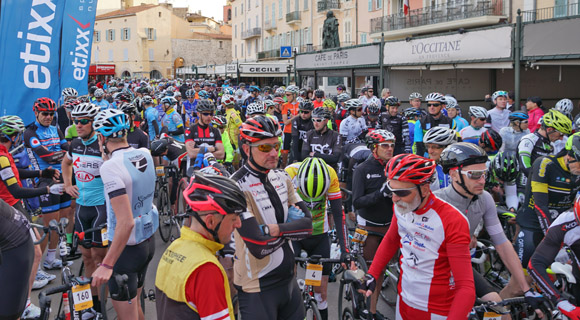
xmin=393 ymin=194 xmax=471 ymax=315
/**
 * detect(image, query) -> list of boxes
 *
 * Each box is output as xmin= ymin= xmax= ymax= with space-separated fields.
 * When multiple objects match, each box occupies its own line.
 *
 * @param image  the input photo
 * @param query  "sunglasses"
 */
xmin=478 ymin=118 xmax=487 ymax=121
xmin=312 ymin=118 xmax=326 ymax=123
xmin=378 ymin=142 xmax=395 ymax=149
xmin=73 ymin=119 xmax=92 ymax=125
xmin=521 ymin=120 xmax=529 ymax=124
xmin=356 ymin=108 xmax=363 ymax=112
xmin=286 ymin=94 xmax=293 ymax=96
xmin=201 ymin=113 xmax=213 ymax=117
xmin=41 ymin=112 xmax=55 ymax=117
xmin=386 ymin=180 xmax=416 ymax=197
xmin=461 ymin=169 xmax=487 ymax=180
xmin=300 ymin=110 xmax=310 ymax=114
xmin=427 ymin=103 xmax=441 ymax=107
xmin=249 ymin=142 xmax=281 ymax=153
xmin=426 ymin=144 xmax=445 ymax=150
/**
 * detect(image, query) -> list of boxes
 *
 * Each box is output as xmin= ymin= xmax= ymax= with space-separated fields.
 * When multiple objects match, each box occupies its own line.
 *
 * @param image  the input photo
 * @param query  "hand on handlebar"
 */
xmin=357 ymin=273 xmax=376 ymax=297
xmin=91 ymin=264 xmax=113 ymax=289
xmin=524 ymin=289 xmax=546 ymax=318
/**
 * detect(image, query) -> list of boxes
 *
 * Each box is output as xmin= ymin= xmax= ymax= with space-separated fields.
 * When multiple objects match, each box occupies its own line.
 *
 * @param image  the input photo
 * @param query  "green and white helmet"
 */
xmin=0 ymin=116 xmax=24 ymax=136
xmin=296 ymin=157 xmax=331 ymax=200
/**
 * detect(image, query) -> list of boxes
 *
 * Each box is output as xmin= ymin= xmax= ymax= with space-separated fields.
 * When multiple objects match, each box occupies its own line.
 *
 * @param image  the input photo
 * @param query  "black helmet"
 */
xmin=312 ymin=107 xmax=331 ymax=119
xmin=183 ymin=171 xmax=247 ymax=216
xmin=299 ymin=101 xmax=314 ymax=111
xmin=314 ymin=89 xmax=325 ymax=98
xmin=196 ymin=99 xmax=215 ymax=113
xmin=492 ymin=152 xmax=519 ymax=182
xmin=151 ymin=138 xmax=170 ymax=156
xmin=479 ymin=129 xmax=503 ymax=152
xmin=385 ymin=96 xmax=401 ymax=107
xmin=118 ymin=102 xmax=138 ymax=115
xmin=440 ymin=142 xmax=488 ymax=174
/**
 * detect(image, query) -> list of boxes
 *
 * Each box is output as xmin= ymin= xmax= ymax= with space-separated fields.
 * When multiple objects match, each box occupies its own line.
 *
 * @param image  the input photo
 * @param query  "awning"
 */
xmin=89 ymin=64 xmax=115 ymax=75
xmin=239 ymin=73 xmax=287 ymax=78
xmin=530 ymin=59 xmax=580 ymax=66
xmin=390 ymin=61 xmax=512 ymax=70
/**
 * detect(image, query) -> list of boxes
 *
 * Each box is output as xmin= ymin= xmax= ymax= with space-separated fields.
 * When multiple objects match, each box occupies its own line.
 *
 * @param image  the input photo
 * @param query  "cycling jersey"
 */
xmin=460 ymin=126 xmax=487 ymax=145
xmin=162 ymin=108 xmax=185 ymax=143
xmin=66 ymin=134 xmax=105 ymax=206
xmin=517 ymin=131 xmax=553 ymax=186
xmin=431 ymin=164 xmax=451 ymax=191
xmin=185 ymin=123 xmax=222 ymax=149
xmin=378 ymin=113 xmax=411 ymax=153
xmin=368 ymin=193 xmax=474 ymax=318
xmin=231 ymin=164 xmax=312 ymax=293
xmin=225 ymin=108 xmax=242 ymax=149
xmin=352 ymin=155 xmax=394 ymax=226
xmin=144 ymin=107 xmax=160 ymax=141
xmin=517 ymin=155 xmax=580 ymax=233
xmin=451 ymin=116 xmax=469 ymax=132
xmin=414 ymin=114 xmax=452 ymax=156
xmin=221 ymin=131 xmax=234 ymax=163
xmin=64 ymin=124 xmax=78 ymax=141
xmin=487 ymin=108 xmax=510 ymax=133
xmin=339 ymin=116 xmax=367 ymax=144
xmin=93 ymin=99 xmax=111 ymax=110
xmin=127 ymin=127 xmax=150 ymax=149
xmin=24 ymin=121 xmax=69 ymax=172
xmin=282 ymin=102 xmax=300 ymax=134
xmin=358 ymin=96 xmax=381 ymax=111
xmin=161 ymin=136 xmax=188 ymax=169
xmin=0 ymin=197 xmax=30 ymax=251
xmin=365 ymin=116 xmax=380 ymax=131
xmin=182 ymin=99 xmax=197 ymax=128
xmin=291 ymin=117 xmax=314 ymax=162
xmin=499 ymin=127 xmax=529 ymax=154
xmin=101 ymin=147 xmax=159 ymax=245
xmin=301 ymin=129 xmax=342 ymax=168
xmin=0 ymin=145 xmax=24 ymax=206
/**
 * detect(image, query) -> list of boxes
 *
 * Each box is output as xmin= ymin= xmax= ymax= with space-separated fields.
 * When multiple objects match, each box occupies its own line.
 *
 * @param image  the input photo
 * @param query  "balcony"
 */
xmin=522 ymin=3 xmax=580 ymax=22
xmin=241 ymin=27 xmax=262 ymax=39
xmin=286 ymin=11 xmax=301 ymax=24
xmin=264 ymin=20 xmax=276 ymax=32
xmin=317 ymin=0 xmax=340 ymax=12
xmin=370 ymin=0 xmax=506 ymax=40
xmin=257 ymin=49 xmax=281 ymax=60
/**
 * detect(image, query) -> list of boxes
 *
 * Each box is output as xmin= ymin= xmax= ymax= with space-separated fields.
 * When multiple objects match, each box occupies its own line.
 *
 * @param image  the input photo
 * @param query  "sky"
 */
xmin=161 ymin=0 xmax=228 ymax=21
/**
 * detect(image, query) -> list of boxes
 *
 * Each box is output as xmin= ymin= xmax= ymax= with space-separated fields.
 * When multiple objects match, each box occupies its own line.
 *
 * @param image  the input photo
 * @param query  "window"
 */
xmin=108 ymin=49 xmax=113 ymax=61
xmin=146 ymin=28 xmax=156 ymax=40
xmin=121 ymin=28 xmax=130 ymax=41
xmin=149 ymin=48 xmax=154 ymax=61
xmin=295 ymin=0 xmax=299 ymax=12
xmin=241 ymin=3 xmax=244 ymax=13
xmin=248 ymin=41 xmax=252 ymax=55
xmin=361 ymin=32 xmax=367 ymax=44
xmin=344 ymin=20 xmax=352 ymax=43
xmin=241 ymin=22 xmax=244 ymax=33
xmin=228 ymin=9 xmax=231 ymax=20
xmin=123 ymin=48 xmax=128 ymax=61
xmin=376 ymin=0 xmax=382 ymax=9
xmin=279 ymin=0 xmax=283 ymax=18
xmin=235 ymin=6 xmax=237 ymax=16
xmin=234 ymin=25 xmax=237 ymax=38
xmin=219 ymin=41 xmax=223 ymax=49
xmin=304 ymin=27 xmax=310 ymax=44
xmin=248 ymin=18 xmax=251 ymax=30
xmin=286 ymin=0 xmax=290 ymax=13
xmin=94 ymin=50 xmax=99 ymax=61
xmin=235 ymin=44 xmax=238 ymax=58
xmin=248 ymin=0 xmax=251 ymax=11
xmin=106 ymin=29 xmax=115 ymax=41
xmin=94 ymin=31 xmax=100 ymax=42
xmin=255 ymin=15 xmax=258 ymax=28
xmin=255 ymin=39 xmax=258 ymax=54
xmin=368 ymin=0 xmax=373 ymax=11
xmin=286 ymin=32 xmax=291 ymax=45
xmin=304 ymin=0 xmax=308 ymax=10
xmin=272 ymin=4 xmax=276 ymax=25
xmin=265 ymin=5 xmax=269 ymax=22
xmin=241 ymin=43 xmax=244 ymax=57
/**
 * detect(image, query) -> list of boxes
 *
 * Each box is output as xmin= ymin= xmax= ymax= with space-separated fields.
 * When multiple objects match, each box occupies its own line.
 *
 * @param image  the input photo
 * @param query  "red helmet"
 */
xmin=386 ymin=154 xmax=436 ymax=185
xmin=183 ymin=172 xmax=247 ymax=216
xmin=33 ymin=97 xmax=56 ymax=112
xmin=273 ymin=97 xmax=285 ymax=105
xmin=480 ymin=129 xmax=503 ymax=152
xmin=221 ymin=94 xmax=235 ymax=106
xmin=240 ymin=115 xmax=282 ymax=143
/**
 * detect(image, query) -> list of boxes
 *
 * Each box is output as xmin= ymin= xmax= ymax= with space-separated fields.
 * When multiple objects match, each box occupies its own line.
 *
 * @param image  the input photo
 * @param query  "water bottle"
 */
xmin=59 ymin=240 xmax=68 ymax=257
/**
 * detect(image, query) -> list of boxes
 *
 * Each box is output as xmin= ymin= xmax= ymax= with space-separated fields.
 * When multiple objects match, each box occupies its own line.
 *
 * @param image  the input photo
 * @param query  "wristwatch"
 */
xmin=261 ymin=224 xmax=270 ymax=236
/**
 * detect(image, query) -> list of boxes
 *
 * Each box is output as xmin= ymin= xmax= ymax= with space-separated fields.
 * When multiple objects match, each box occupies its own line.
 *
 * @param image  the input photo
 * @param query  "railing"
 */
xmin=370 ymin=0 xmax=505 ymax=33
xmin=264 ymin=20 xmax=276 ymax=30
xmin=241 ymin=27 xmax=262 ymax=39
xmin=286 ymin=11 xmax=301 ymax=23
xmin=521 ymin=3 xmax=580 ymax=22
xmin=318 ymin=0 xmax=340 ymax=12
xmin=257 ymin=49 xmax=281 ymax=59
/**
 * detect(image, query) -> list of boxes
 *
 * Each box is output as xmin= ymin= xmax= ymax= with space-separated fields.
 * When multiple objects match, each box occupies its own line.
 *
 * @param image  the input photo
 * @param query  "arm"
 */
xmin=368 ymin=214 xmax=400 ymax=279
xmin=0 ymin=157 xmax=47 ymax=198
xmin=152 ymin=119 xmax=160 ymax=138
xmin=24 ymin=130 xmax=66 ymax=164
xmin=330 ymin=198 xmax=347 ymax=253
xmin=237 ymin=213 xmax=288 ymax=259
xmin=352 ymin=166 xmax=385 ymax=210
xmin=211 ymin=130 xmax=225 ymax=159
xmin=414 ymin=119 xmax=425 ymax=156
xmin=517 ymin=137 xmax=534 ymax=177
xmin=495 ymin=241 xmax=530 ymax=293
xmin=401 ymin=117 xmax=411 ymax=153
xmin=277 ymin=201 xmax=313 ymax=240
xmin=292 ymin=135 xmax=301 ymax=163
xmin=446 ymin=243 xmax=476 ymax=320
xmin=61 ymin=154 xmax=79 ymax=198
xmin=16 ymin=168 xmax=41 ymax=179
xmin=530 ymin=158 xmax=553 ymax=233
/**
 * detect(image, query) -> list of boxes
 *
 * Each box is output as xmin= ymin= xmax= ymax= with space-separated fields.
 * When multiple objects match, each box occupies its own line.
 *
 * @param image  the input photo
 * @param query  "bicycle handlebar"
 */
xmin=294 ymin=255 xmax=342 ymax=264
xmin=30 ymin=223 xmax=50 ymax=245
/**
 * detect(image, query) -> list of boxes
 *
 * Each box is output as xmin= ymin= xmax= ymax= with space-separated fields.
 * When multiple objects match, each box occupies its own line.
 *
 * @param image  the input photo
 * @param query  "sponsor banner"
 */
xmin=0 ymin=0 xmax=65 ymax=125
xmin=60 ymin=0 xmax=97 ymax=96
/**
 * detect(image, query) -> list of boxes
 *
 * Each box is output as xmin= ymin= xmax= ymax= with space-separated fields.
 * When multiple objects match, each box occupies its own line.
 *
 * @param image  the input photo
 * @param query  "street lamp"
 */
xmin=286 ymin=64 xmax=292 ymax=86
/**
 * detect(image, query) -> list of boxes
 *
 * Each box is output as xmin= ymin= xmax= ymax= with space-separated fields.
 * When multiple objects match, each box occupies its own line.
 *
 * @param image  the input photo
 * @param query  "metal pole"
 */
xmin=379 ymin=33 xmax=384 ymax=90
xmin=287 ymin=66 xmax=291 ymax=86
xmin=514 ymin=9 xmax=522 ymax=109
xmin=236 ymin=61 xmax=241 ymax=84
xmin=294 ymin=49 xmax=298 ymax=87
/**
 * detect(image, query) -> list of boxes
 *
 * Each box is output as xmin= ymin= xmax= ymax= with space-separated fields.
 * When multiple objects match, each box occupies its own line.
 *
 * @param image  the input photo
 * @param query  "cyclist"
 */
xmin=159 ymin=96 xmax=185 ymax=143
xmin=91 ymin=109 xmax=158 ymax=319
xmin=292 ymin=101 xmax=314 ymax=162
xmin=302 ymin=107 xmax=342 ymax=170
xmin=264 ymin=99 xmax=279 ymax=124
xmin=63 ymin=99 xmax=81 ymax=141
xmin=151 ymin=134 xmax=188 ymax=174
xmin=408 ymin=92 xmax=422 ymax=110
xmin=285 ymin=157 xmax=347 ymax=320
xmin=211 ymin=116 xmax=235 ymax=168
xmin=339 ymin=99 xmax=367 ymax=145
xmin=490 ymin=151 xmax=521 ymax=211
xmin=422 ymin=126 xmax=458 ymax=190
xmin=243 ymin=86 xmax=261 ymax=116
xmin=364 ymin=101 xmax=381 ymax=130
xmin=414 ymin=92 xmax=451 ymax=156
xmin=281 ymin=85 xmax=301 ymax=167
xmin=155 ymin=172 xmax=245 ymax=320
xmin=246 ymin=101 xmax=265 ymax=118
xmin=352 ymin=129 xmax=396 ymax=319
xmin=232 ymin=115 xmax=313 ymax=320
xmin=361 ymin=153 xmax=475 ymax=320
xmin=435 ymin=143 xmax=541 ymax=306
xmin=334 ymin=92 xmax=351 ymax=129
xmin=379 ymin=96 xmax=411 ymax=154
xmin=141 ymin=95 xmax=160 ymax=142
xmin=479 ymin=129 xmax=503 ymax=157
xmin=223 ymin=94 xmax=242 ymax=159
xmin=57 ymin=87 xmax=79 ymax=134
xmin=93 ymin=88 xmax=111 ymax=110
xmin=182 ymin=89 xmax=198 ymax=127
xmin=403 ymin=107 xmax=420 ymax=151
xmin=460 ymin=106 xmax=489 ymax=145
xmin=445 ymin=96 xmax=468 ymax=132
xmin=185 ymin=99 xmax=225 ymax=160
xmin=61 ymin=102 xmax=107 ymax=314
xmin=313 ymin=89 xmax=325 ymax=108
xmin=488 ymin=90 xmax=511 ymax=133
xmin=499 ymin=112 xmax=529 ymax=154
xmin=526 ymin=96 xmax=545 ymax=133
xmin=24 ymin=98 xmax=73 ymax=270
xmin=118 ymin=102 xmax=149 ymax=149
xmin=358 ymin=86 xmax=381 ymax=112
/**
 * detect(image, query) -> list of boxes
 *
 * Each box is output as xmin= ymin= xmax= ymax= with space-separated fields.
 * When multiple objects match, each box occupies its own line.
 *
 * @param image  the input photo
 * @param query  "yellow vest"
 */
xmin=155 ymin=227 xmax=234 ymax=319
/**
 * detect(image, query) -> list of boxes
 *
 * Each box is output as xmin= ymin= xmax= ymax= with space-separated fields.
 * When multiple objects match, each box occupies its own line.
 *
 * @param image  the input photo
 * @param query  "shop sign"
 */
xmin=239 ymin=63 xmax=292 ymax=73
xmin=296 ymin=45 xmax=380 ymax=69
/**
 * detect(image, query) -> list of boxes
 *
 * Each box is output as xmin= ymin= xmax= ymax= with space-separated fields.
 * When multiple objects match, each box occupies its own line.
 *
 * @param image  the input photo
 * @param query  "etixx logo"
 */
xmin=68 ymin=14 xmax=91 ymax=81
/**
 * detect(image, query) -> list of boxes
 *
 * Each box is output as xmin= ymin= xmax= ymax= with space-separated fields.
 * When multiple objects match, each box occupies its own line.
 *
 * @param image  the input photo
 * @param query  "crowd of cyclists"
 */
xmin=2 ymin=76 xmax=580 ymax=320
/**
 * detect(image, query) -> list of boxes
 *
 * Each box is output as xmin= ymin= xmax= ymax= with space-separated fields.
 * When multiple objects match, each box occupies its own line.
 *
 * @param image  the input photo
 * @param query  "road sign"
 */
xmin=280 ymin=46 xmax=292 ymax=58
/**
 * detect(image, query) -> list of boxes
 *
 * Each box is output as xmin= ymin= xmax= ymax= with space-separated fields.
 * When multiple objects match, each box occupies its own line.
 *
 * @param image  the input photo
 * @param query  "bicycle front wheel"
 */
xmin=157 ymin=186 xmax=173 ymax=243
xmin=305 ymin=299 xmax=322 ymax=320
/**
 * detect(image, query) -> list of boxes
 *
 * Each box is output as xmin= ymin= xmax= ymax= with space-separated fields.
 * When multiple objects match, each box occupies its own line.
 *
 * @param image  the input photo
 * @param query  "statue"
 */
xmin=322 ymin=11 xmax=340 ymax=49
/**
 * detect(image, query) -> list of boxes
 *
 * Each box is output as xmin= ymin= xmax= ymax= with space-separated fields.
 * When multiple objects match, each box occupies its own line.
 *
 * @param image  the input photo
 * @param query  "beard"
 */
xmin=395 ymin=195 xmax=422 ymax=215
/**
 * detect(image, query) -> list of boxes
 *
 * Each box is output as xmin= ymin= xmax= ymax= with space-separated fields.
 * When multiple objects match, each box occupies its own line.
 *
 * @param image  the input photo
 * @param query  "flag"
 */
xmin=404 ymin=0 xmax=410 ymax=15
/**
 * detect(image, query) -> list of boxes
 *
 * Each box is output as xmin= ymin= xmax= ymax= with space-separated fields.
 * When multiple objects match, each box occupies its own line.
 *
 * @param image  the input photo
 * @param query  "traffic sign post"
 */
xmin=280 ymin=46 xmax=292 ymax=58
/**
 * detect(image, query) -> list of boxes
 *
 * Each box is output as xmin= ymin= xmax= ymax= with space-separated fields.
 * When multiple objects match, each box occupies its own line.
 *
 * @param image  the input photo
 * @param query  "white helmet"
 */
xmin=71 ymin=103 xmax=100 ymax=119
xmin=425 ymin=92 xmax=446 ymax=103
xmin=94 ymin=88 xmax=105 ymax=98
xmin=285 ymin=85 xmax=300 ymax=95
xmin=62 ymin=87 xmax=78 ymax=99
xmin=409 ymin=92 xmax=422 ymax=101
xmin=555 ymin=98 xmax=573 ymax=117
xmin=469 ymin=106 xmax=488 ymax=119
xmin=423 ymin=127 xmax=458 ymax=145
xmin=445 ymin=96 xmax=458 ymax=109
xmin=246 ymin=102 xmax=265 ymax=116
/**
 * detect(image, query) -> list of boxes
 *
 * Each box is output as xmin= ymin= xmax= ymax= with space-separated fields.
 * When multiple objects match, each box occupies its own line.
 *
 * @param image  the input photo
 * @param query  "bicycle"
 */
xmin=156 ymin=164 xmax=187 ymax=242
xmin=469 ymin=297 xmax=555 ymax=320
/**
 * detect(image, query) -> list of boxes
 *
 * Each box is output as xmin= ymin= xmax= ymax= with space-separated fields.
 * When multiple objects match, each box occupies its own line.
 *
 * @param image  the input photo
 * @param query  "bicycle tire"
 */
xmin=342 ymin=308 xmax=355 ymax=320
xmin=172 ymin=177 xmax=189 ymax=240
xmin=305 ymin=300 xmax=322 ymax=320
xmin=380 ymin=265 xmax=398 ymax=306
xmin=338 ymin=278 xmax=346 ymax=320
xmin=140 ymin=288 xmax=146 ymax=314
xmin=157 ymin=186 xmax=173 ymax=243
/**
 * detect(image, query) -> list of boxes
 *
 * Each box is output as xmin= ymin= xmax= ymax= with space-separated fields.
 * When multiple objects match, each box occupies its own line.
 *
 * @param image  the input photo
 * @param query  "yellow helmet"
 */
xmin=323 ymin=99 xmax=336 ymax=110
xmin=542 ymin=109 xmax=572 ymax=135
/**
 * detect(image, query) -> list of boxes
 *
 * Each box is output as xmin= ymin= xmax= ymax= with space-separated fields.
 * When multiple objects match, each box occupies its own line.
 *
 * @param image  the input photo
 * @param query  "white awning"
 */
xmin=390 ymin=61 xmax=512 ymax=70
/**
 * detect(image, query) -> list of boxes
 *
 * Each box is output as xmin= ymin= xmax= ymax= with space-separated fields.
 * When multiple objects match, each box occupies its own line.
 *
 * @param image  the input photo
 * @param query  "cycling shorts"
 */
xmin=74 ymin=204 xmax=107 ymax=247
xmin=396 ymin=294 xmax=447 ymax=320
xmin=473 ymin=268 xmax=498 ymax=298
xmin=292 ymin=233 xmax=331 ymax=275
xmin=109 ymin=236 xmax=155 ymax=301
xmin=283 ymin=132 xmax=292 ymax=151
xmin=514 ymin=228 xmax=544 ymax=268
xmin=237 ymin=279 xmax=304 ymax=320
xmin=0 ymin=237 xmax=34 ymax=320
xmin=37 ymin=178 xmax=71 ymax=213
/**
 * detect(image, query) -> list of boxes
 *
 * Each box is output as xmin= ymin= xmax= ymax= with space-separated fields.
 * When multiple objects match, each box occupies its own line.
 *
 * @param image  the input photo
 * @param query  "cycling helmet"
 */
xmin=555 ymin=98 xmax=574 ymax=116
xmin=61 ymin=88 xmax=78 ymax=99
xmin=78 ymin=95 xmax=91 ymax=103
xmin=366 ymin=129 xmax=396 ymax=149
xmin=469 ymin=106 xmax=488 ymax=119
xmin=235 ymin=89 xmax=244 ymax=97
xmin=509 ymin=112 xmax=529 ymax=122
xmin=445 ymin=96 xmax=459 ymax=109
xmin=199 ymin=165 xmax=228 ymax=177
xmin=198 ymin=90 xmax=210 ymax=99
xmin=492 ymin=152 xmax=519 ymax=182
xmin=263 ymin=99 xmax=276 ymax=110
xmin=117 ymin=92 xmax=133 ymax=103
xmin=542 ymin=109 xmax=572 ymax=134
xmin=108 ymin=87 xmax=119 ymax=94
xmin=249 ymin=85 xmax=261 ymax=93
xmin=312 ymin=107 xmax=332 ymax=120
xmin=299 ymin=89 xmax=308 ymax=97
xmin=491 ymin=90 xmax=508 ymax=101
xmin=385 ymin=154 xmax=436 ymax=185
xmin=93 ymin=109 xmax=129 ymax=138
xmin=160 ymin=96 xmax=177 ymax=106
xmin=211 ymin=115 xmax=227 ymax=128
xmin=166 ymin=86 xmax=175 ymax=92
xmin=0 ymin=116 xmax=25 ymax=136
xmin=94 ymin=88 xmax=105 ymax=98
xmin=239 ymin=115 xmax=282 ymax=143
xmin=263 ymin=86 xmax=271 ymax=93
xmin=345 ymin=99 xmax=362 ymax=111
xmin=565 ymin=133 xmax=580 ymax=162
xmin=285 ymin=85 xmax=299 ymax=95
xmin=299 ymin=101 xmax=314 ymax=111
xmin=480 ymin=129 xmax=503 ymax=152
xmin=174 ymin=92 xmax=182 ymax=98
xmin=183 ymin=171 xmax=247 ymax=216
xmin=33 ymin=97 xmax=56 ymax=112
xmin=185 ymin=89 xmax=195 ymax=98
xmin=142 ymin=95 xmax=154 ymax=105
xmin=150 ymin=138 xmax=169 ymax=156
xmin=273 ymin=97 xmax=285 ymax=105
xmin=323 ymin=99 xmax=336 ymax=110
xmin=423 ymin=127 xmax=458 ymax=145
xmin=424 ymin=92 xmax=446 ymax=103
xmin=246 ymin=102 xmax=265 ymax=116
xmin=223 ymin=87 xmax=235 ymax=95
xmin=440 ymin=142 xmax=488 ymax=174
xmin=337 ymin=93 xmax=350 ymax=103
xmin=314 ymin=90 xmax=325 ymax=98
xmin=296 ymin=157 xmax=331 ymax=201
xmin=222 ymin=94 xmax=236 ymax=106
xmin=409 ymin=92 xmax=422 ymax=101
xmin=118 ymin=102 xmax=138 ymax=115
xmin=71 ymin=103 xmax=100 ymax=119
xmin=64 ymin=99 xmax=81 ymax=112
xmin=197 ymin=99 xmax=216 ymax=113
xmin=385 ymin=96 xmax=401 ymax=107
xmin=367 ymin=102 xmax=381 ymax=115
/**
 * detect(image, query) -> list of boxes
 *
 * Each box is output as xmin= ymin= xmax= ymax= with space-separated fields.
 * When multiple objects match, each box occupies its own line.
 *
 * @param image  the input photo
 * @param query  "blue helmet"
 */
xmin=93 ymin=109 xmax=130 ymax=138
xmin=198 ymin=90 xmax=210 ymax=99
xmin=509 ymin=112 xmax=529 ymax=122
xmin=249 ymin=85 xmax=261 ymax=93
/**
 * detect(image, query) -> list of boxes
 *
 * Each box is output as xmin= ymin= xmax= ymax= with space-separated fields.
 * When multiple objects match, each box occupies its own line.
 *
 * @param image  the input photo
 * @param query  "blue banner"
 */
xmin=59 ymin=0 xmax=97 ymax=97
xmin=0 ymin=0 xmax=65 ymax=125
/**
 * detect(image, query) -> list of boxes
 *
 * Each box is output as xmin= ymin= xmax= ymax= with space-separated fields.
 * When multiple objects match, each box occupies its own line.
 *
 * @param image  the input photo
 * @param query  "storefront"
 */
xmin=238 ymin=62 xmax=293 ymax=87
xmin=89 ymin=64 xmax=116 ymax=82
xmin=296 ymin=44 xmax=381 ymax=96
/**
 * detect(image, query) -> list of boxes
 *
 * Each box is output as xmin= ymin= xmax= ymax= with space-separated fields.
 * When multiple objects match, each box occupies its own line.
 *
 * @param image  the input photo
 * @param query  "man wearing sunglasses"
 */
xmin=291 ymin=102 xmax=314 ymax=162
xmin=361 ymin=153 xmax=475 ymax=320
xmin=460 ymin=106 xmax=489 ymax=145
xmin=340 ymin=99 xmax=368 ymax=145
xmin=358 ymin=86 xmax=380 ymax=113
xmin=232 ymin=116 xmax=313 ymax=320
xmin=435 ymin=143 xmax=542 ymax=312
xmin=302 ymin=107 xmax=342 ymax=171
xmin=422 ymin=127 xmax=458 ymax=191
xmin=185 ymin=99 xmax=225 ymax=161
xmin=413 ymin=92 xmax=451 ymax=157
xmin=379 ymin=96 xmax=412 ymax=154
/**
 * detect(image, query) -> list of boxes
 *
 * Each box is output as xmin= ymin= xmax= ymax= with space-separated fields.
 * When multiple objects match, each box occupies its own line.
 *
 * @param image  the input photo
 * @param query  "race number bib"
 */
xmin=305 ymin=263 xmax=323 ymax=287
xmin=72 ymin=284 xmax=93 ymax=311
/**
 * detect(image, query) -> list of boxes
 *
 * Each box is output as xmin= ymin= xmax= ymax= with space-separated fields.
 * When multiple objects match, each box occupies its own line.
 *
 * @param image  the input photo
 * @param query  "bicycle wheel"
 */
xmin=337 ymin=278 xmax=347 ymax=320
xmin=342 ymin=308 xmax=355 ymax=320
xmin=380 ymin=265 xmax=398 ymax=306
xmin=172 ymin=177 xmax=189 ymax=240
xmin=157 ymin=186 xmax=173 ymax=243
xmin=305 ymin=300 xmax=322 ymax=320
